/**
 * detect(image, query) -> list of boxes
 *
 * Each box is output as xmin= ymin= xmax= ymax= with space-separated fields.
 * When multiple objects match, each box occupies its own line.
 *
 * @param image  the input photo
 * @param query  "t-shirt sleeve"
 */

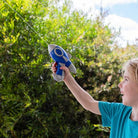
xmin=98 ymin=101 xmax=123 ymax=127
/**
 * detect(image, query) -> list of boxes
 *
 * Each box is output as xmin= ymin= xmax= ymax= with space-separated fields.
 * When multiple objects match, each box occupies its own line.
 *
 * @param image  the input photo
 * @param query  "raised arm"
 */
xmin=52 ymin=63 xmax=101 ymax=115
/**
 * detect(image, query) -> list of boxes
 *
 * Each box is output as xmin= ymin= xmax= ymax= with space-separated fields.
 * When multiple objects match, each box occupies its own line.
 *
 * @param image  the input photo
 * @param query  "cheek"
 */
xmin=123 ymin=83 xmax=132 ymax=95
xmin=124 ymin=83 xmax=138 ymax=97
xmin=131 ymin=86 xmax=138 ymax=96
xmin=123 ymin=83 xmax=129 ymax=91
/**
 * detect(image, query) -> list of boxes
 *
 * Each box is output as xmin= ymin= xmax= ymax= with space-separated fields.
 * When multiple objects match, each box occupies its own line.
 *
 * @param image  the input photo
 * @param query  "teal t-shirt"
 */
xmin=99 ymin=101 xmax=138 ymax=138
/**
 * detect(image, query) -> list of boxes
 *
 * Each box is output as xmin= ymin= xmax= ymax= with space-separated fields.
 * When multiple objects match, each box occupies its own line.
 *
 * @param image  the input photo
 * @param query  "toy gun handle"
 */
xmin=56 ymin=63 xmax=62 ymax=76
xmin=53 ymin=62 xmax=65 ymax=82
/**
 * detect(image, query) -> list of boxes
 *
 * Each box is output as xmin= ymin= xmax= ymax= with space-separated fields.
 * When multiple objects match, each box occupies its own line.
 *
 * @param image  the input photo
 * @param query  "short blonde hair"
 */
xmin=122 ymin=58 xmax=138 ymax=81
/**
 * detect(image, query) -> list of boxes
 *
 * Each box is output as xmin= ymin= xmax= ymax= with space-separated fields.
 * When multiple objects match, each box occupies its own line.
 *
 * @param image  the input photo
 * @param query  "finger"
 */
xmin=52 ymin=62 xmax=57 ymax=73
xmin=60 ymin=66 xmax=68 ymax=72
xmin=52 ymin=62 xmax=56 ymax=68
xmin=53 ymin=62 xmax=57 ymax=67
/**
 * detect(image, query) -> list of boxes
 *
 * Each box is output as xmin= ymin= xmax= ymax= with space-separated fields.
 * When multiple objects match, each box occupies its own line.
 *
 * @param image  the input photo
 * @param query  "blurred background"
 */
xmin=0 ymin=0 xmax=138 ymax=137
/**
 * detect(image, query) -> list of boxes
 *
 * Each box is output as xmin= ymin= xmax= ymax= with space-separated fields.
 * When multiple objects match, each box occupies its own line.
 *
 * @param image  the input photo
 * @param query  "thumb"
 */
xmin=60 ymin=66 xmax=69 ymax=72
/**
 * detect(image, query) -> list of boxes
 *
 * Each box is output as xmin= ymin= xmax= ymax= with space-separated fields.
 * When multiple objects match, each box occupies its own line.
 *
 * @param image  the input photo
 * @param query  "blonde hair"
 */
xmin=122 ymin=58 xmax=138 ymax=81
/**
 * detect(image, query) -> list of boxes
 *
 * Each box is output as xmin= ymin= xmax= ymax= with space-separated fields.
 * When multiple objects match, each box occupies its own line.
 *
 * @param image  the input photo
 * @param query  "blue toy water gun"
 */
xmin=48 ymin=44 xmax=76 ymax=82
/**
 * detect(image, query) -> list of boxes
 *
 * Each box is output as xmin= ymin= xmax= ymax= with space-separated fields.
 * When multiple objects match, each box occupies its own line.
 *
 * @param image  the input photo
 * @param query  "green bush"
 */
xmin=0 ymin=0 xmax=137 ymax=137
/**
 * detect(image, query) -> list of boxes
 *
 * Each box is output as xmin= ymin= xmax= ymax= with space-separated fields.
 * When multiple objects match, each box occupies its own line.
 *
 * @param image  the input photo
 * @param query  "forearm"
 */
xmin=64 ymin=73 xmax=95 ymax=110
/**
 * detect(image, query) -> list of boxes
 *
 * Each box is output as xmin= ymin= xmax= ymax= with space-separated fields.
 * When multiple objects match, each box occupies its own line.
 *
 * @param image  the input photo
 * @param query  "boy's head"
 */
xmin=122 ymin=58 xmax=138 ymax=81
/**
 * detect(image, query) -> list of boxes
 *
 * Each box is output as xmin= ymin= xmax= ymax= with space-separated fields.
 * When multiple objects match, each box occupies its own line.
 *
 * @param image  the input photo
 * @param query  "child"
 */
xmin=52 ymin=58 xmax=138 ymax=138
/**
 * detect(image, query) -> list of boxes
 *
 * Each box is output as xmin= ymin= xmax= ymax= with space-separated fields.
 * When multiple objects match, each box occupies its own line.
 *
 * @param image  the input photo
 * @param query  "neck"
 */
xmin=131 ymin=107 xmax=138 ymax=121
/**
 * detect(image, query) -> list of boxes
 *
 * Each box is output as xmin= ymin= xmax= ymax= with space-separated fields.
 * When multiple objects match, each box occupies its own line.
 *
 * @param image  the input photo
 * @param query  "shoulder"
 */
xmin=98 ymin=101 xmax=132 ymax=127
xmin=99 ymin=101 xmax=131 ymax=116
xmin=99 ymin=101 xmax=123 ymax=110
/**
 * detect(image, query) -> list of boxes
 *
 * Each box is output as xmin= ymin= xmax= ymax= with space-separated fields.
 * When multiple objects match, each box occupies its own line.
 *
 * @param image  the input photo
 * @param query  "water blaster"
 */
xmin=48 ymin=44 xmax=76 ymax=81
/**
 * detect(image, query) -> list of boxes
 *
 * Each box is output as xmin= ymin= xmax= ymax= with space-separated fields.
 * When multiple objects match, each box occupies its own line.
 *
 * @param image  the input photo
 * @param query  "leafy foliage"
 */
xmin=0 ymin=0 xmax=137 ymax=137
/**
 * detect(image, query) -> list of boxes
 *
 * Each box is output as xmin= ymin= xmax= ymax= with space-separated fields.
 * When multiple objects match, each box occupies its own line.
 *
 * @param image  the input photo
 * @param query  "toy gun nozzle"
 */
xmin=48 ymin=44 xmax=56 ymax=53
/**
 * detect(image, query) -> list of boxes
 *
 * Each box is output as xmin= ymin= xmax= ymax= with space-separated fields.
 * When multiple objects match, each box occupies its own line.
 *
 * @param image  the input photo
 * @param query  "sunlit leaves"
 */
xmin=0 ymin=0 xmax=137 ymax=137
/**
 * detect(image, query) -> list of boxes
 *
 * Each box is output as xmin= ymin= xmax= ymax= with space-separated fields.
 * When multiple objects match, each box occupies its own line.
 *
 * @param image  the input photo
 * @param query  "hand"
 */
xmin=51 ymin=62 xmax=71 ymax=81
